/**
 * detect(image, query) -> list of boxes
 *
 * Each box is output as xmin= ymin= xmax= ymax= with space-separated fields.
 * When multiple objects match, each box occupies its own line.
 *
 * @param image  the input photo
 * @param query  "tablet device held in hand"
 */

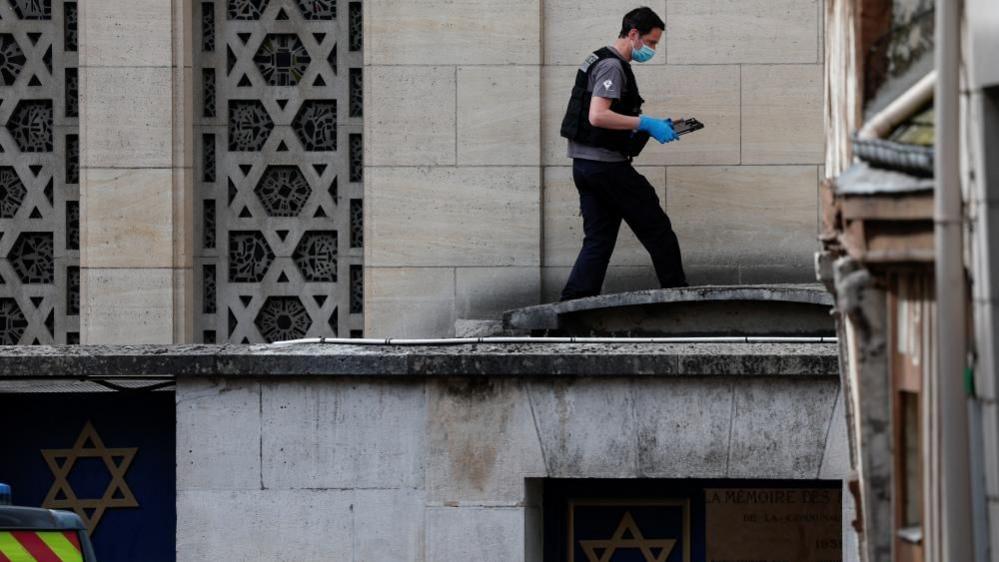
xmin=672 ymin=118 xmax=705 ymax=136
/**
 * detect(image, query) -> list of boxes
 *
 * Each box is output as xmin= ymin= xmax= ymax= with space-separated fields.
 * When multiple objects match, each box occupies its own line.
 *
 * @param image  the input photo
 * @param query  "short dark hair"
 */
xmin=618 ymin=7 xmax=665 ymax=38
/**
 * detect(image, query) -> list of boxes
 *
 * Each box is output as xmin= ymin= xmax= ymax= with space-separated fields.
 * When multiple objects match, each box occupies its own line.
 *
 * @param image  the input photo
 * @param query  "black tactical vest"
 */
xmin=560 ymin=47 xmax=649 ymax=157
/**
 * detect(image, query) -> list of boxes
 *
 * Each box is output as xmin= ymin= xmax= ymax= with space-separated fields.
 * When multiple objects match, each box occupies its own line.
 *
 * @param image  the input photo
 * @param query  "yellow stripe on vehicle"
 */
xmin=0 ymin=531 xmax=35 ymax=562
xmin=37 ymin=532 xmax=82 ymax=562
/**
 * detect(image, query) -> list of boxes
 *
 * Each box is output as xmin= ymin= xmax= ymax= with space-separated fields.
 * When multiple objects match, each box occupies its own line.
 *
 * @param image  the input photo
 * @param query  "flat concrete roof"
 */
xmin=0 ymin=342 xmax=838 ymax=379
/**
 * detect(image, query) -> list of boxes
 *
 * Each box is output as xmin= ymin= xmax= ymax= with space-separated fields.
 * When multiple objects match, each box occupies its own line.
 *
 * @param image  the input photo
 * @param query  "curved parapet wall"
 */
xmin=504 ymin=285 xmax=836 ymax=337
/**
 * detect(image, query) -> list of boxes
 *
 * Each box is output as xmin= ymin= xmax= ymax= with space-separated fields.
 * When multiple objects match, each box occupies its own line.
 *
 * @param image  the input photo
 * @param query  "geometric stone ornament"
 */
xmin=10 ymin=231 xmax=54 ymax=284
xmin=293 ymin=230 xmax=336 ymax=282
xmin=65 ymin=67 xmax=78 ymax=117
xmin=295 ymin=0 xmax=335 ymax=20
xmin=228 ymin=99 xmax=273 ymax=151
xmin=254 ymin=295 xmax=310 ymax=342
xmin=202 ymin=3 xmax=215 ymax=51
xmin=349 ymin=198 xmax=362 ymax=248
xmin=228 ymin=230 xmax=274 ymax=282
xmin=41 ymin=421 xmax=139 ymax=535
xmin=64 ymin=2 xmax=78 ymax=51
xmin=197 ymin=0 xmax=363 ymax=341
xmin=66 ymin=200 xmax=80 ymax=249
xmin=253 ymin=33 xmax=310 ymax=86
xmin=0 ymin=297 xmax=28 ymax=344
xmin=349 ymin=264 xmax=362 ymax=313
xmin=7 ymin=99 xmax=54 ymax=152
xmin=292 ymin=99 xmax=336 ymax=151
xmin=0 ymin=166 xmax=27 ymax=218
xmin=8 ymin=0 xmax=52 ymax=20
xmin=67 ymin=265 xmax=79 ymax=315
xmin=66 ymin=134 xmax=79 ymax=183
xmin=227 ymin=0 xmax=269 ymax=20
xmin=203 ymin=264 xmax=217 ymax=313
xmin=348 ymin=1 xmax=361 ymax=51
xmin=254 ymin=165 xmax=311 ymax=217
xmin=202 ymin=68 xmax=216 ymax=117
xmin=0 ymin=0 xmax=78 ymax=344
xmin=0 ymin=33 xmax=26 ymax=84
xmin=349 ymin=67 xmax=361 ymax=117
xmin=349 ymin=133 xmax=362 ymax=181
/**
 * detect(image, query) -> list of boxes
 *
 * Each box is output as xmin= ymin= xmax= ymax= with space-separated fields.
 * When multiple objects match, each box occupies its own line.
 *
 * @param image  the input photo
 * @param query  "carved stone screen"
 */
xmin=0 ymin=0 xmax=79 ymax=344
xmin=196 ymin=0 xmax=363 ymax=343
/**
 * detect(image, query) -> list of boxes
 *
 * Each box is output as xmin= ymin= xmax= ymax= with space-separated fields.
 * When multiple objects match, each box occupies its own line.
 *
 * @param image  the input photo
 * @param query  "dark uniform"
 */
xmin=559 ymin=46 xmax=686 ymax=301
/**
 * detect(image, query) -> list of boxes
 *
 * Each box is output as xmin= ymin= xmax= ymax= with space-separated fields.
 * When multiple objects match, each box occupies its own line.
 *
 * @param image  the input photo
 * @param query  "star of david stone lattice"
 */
xmin=41 ymin=421 xmax=139 ymax=535
xmin=198 ymin=0 xmax=363 ymax=341
xmin=579 ymin=512 xmax=677 ymax=562
xmin=0 ymin=0 xmax=80 ymax=344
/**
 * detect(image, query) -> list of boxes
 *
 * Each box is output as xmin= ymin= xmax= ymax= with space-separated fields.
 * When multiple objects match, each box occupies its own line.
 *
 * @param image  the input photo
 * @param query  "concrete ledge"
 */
xmin=0 ymin=342 xmax=837 ymax=379
xmin=504 ymin=285 xmax=835 ymax=336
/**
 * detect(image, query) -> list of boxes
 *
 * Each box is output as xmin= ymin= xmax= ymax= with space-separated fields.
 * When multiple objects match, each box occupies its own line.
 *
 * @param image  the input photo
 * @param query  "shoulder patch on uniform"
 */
xmin=579 ymin=53 xmax=600 ymax=72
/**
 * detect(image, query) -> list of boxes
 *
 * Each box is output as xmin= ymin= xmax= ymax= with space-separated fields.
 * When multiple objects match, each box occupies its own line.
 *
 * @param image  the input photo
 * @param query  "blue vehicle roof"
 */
xmin=0 ymin=506 xmax=87 ymax=531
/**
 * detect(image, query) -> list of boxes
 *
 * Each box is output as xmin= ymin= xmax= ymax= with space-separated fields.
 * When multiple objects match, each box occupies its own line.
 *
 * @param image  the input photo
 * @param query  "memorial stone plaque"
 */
xmin=705 ymin=488 xmax=842 ymax=562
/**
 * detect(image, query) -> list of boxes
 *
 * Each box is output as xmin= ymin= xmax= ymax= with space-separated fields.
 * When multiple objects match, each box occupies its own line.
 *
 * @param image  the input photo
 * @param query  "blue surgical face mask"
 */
xmin=632 ymin=39 xmax=655 ymax=63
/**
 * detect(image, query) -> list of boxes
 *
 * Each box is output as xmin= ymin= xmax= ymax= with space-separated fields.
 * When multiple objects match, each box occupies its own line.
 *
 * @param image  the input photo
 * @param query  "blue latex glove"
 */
xmin=637 ymin=115 xmax=679 ymax=144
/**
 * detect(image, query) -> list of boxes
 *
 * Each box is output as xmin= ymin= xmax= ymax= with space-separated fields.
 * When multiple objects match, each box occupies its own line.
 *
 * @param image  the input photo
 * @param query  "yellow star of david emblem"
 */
xmin=40 ymin=421 xmax=139 ymax=535
xmin=579 ymin=511 xmax=676 ymax=562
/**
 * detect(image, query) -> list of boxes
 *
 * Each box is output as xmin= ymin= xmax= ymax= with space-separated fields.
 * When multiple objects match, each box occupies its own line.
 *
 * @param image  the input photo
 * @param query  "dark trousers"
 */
xmin=560 ymin=158 xmax=687 ymax=301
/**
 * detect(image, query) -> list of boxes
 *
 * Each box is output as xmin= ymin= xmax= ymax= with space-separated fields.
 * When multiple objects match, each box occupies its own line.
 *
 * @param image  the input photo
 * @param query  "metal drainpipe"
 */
xmin=933 ymin=0 xmax=974 ymax=560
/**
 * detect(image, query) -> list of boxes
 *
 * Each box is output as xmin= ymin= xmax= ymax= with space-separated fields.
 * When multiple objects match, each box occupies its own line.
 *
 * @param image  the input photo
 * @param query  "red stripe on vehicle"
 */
xmin=62 ymin=531 xmax=81 ymax=553
xmin=11 ymin=531 xmax=62 ymax=562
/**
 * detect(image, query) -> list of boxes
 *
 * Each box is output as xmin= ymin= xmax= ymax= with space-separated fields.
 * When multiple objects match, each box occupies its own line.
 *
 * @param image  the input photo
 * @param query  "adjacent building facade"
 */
xmin=820 ymin=0 xmax=999 ymax=560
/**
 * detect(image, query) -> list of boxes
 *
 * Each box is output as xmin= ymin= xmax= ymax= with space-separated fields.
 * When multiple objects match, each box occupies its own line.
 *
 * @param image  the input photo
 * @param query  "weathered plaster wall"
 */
xmin=365 ymin=0 xmax=827 ymax=336
xmin=176 ymin=373 xmax=849 ymax=561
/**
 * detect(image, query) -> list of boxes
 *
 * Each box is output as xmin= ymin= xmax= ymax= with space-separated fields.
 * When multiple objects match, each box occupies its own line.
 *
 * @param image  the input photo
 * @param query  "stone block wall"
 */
xmin=176 ymin=373 xmax=848 ymax=561
xmin=363 ymin=0 xmax=544 ymax=337
xmin=80 ymin=0 xmax=193 ymax=343
xmin=77 ymin=0 xmax=195 ymax=343
xmin=365 ymin=0 xmax=826 ymax=336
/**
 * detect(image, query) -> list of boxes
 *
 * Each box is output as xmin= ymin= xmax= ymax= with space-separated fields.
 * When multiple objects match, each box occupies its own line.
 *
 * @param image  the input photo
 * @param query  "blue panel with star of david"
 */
xmin=0 ymin=392 xmax=175 ymax=562
xmin=571 ymin=503 xmax=688 ymax=562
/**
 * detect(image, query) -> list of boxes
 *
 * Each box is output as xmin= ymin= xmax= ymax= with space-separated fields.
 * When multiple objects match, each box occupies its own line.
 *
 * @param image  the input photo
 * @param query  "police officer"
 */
xmin=559 ymin=7 xmax=687 ymax=301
